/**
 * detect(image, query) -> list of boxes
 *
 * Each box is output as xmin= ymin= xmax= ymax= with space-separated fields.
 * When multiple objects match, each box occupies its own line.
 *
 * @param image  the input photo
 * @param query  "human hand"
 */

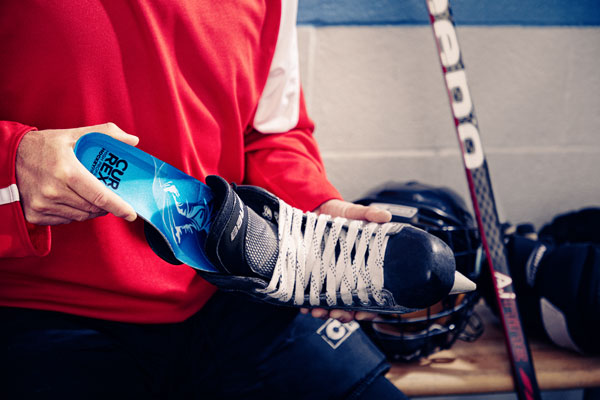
xmin=15 ymin=122 xmax=139 ymax=225
xmin=300 ymin=199 xmax=392 ymax=322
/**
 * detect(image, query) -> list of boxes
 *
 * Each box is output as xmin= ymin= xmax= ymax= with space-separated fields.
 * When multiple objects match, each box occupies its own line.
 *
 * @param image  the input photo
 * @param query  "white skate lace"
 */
xmin=257 ymin=199 xmax=400 ymax=307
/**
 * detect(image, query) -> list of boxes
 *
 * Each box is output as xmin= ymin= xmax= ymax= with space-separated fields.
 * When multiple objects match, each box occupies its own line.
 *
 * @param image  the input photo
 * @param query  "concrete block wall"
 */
xmin=297 ymin=2 xmax=600 ymax=230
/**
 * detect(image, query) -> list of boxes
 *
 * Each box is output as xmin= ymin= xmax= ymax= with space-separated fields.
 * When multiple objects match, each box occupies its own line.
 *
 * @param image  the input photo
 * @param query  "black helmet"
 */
xmin=356 ymin=181 xmax=484 ymax=361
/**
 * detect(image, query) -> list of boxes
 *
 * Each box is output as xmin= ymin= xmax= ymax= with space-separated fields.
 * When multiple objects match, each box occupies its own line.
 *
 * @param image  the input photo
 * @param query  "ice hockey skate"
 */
xmin=75 ymin=133 xmax=475 ymax=314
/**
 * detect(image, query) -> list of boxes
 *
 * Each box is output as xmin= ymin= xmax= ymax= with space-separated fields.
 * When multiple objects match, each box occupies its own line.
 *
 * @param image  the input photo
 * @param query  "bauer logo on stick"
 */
xmin=428 ymin=0 xmax=484 ymax=170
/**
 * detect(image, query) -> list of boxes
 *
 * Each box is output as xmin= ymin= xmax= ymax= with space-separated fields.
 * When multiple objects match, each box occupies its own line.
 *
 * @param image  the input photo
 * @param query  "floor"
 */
xmin=420 ymin=388 xmax=599 ymax=400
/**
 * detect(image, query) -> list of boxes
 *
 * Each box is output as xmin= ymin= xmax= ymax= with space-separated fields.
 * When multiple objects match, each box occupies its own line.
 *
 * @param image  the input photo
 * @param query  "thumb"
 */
xmin=363 ymin=206 xmax=392 ymax=223
xmin=73 ymin=122 xmax=139 ymax=147
xmin=316 ymin=199 xmax=392 ymax=223
xmin=343 ymin=203 xmax=392 ymax=223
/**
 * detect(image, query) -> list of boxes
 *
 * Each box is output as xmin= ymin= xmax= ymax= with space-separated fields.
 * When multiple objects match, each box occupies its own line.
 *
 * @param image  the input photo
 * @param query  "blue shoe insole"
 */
xmin=74 ymin=132 xmax=216 ymax=272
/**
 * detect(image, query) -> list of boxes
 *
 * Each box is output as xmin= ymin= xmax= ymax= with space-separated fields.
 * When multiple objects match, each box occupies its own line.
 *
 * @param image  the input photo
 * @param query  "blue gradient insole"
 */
xmin=74 ymin=132 xmax=216 ymax=272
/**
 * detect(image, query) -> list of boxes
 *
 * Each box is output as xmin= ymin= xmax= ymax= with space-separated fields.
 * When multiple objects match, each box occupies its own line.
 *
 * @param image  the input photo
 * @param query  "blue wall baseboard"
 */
xmin=297 ymin=0 xmax=600 ymax=26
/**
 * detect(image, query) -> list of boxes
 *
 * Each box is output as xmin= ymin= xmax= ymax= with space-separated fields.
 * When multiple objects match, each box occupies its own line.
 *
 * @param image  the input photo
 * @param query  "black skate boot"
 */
xmin=194 ymin=176 xmax=475 ymax=314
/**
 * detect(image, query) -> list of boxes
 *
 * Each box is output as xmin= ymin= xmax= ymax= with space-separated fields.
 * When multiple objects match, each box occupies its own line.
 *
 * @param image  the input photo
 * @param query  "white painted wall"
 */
xmin=298 ymin=25 xmax=600 ymax=229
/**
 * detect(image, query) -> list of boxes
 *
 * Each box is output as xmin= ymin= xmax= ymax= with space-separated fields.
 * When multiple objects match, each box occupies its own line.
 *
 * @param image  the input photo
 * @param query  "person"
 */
xmin=0 ymin=1 xmax=410 ymax=398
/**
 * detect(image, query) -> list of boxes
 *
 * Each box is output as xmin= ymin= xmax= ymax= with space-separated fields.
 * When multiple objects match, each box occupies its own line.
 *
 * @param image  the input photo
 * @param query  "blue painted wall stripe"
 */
xmin=297 ymin=0 xmax=600 ymax=26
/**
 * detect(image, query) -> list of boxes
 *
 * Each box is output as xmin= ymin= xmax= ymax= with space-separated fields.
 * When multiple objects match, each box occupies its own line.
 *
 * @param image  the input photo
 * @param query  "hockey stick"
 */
xmin=425 ymin=1 xmax=541 ymax=399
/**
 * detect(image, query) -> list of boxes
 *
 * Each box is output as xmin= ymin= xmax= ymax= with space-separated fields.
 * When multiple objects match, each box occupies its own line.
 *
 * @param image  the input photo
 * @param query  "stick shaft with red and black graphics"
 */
xmin=425 ymin=1 xmax=541 ymax=399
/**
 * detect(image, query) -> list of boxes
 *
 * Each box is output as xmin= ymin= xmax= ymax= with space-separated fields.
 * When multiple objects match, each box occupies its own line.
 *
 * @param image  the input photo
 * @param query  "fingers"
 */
xmin=328 ymin=309 xmax=376 ymax=322
xmin=363 ymin=205 xmax=392 ymax=223
xmin=70 ymin=122 xmax=139 ymax=147
xmin=354 ymin=311 xmax=378 ymax=321
xmin=67 ymin=158 xmax=137 ymax=221
xmin=329 ymin=309 xmax=355 ymax=323
xmin=27 ymin=214 xmax=72 ymax=226
xmin=27 ymin=206 xmax=107 ymax=226
xmin=15 ymin=123 xmax=139 ymax=226
xmin=300 ymin=308 xmax=331 ymax=319
xmin=340 ymin=203 xmax=392 ymax=224
xmin=67 ymin=122 xmax=138 ymax=221
xmin=22 ymin=185 xmax=109 ymax=225
xmin=62 ymin=192 xmax=106 ymax=215
xmin=300 ymin=307 xmax=375 ymax=323
xmin=51 ymin=196 xmax=109 ymax=221
xmin=21 ymin=174 xmax=113 ymax=225
xmin=66 ymin=122 xmax=138 ymax=221
xmin=315 ymin=199 xmax=392 ymax=223
xmin=310 ymin=308 xmax=330 ymax=319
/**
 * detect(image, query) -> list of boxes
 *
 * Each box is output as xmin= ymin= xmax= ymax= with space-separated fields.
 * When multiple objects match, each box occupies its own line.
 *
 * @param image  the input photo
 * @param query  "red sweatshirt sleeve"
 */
xmin=244 ymin=90 xmax=342 ymax=212
xmin=0 ymin=121 xmax=51 ymax=257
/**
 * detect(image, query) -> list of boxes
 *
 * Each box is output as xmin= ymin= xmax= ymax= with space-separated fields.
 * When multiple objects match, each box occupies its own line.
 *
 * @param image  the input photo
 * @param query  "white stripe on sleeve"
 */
xmin=253 ymin=0 xmax=300 ymax=134
xmin=0 ymin=184 xmax=20 ymax=206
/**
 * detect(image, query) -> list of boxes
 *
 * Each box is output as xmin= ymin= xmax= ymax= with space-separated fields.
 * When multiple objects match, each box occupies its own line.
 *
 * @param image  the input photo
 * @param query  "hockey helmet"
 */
xmin=356 ymin=181 xmax=484 ymax=361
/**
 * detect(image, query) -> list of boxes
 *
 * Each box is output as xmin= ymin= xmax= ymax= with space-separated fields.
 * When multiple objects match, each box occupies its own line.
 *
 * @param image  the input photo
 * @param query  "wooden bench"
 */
xmin=386 ymin=302 xmax=600 ymax=397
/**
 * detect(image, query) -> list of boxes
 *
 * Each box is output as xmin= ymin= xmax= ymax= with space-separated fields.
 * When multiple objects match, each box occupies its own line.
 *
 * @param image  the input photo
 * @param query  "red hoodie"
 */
xmin=0 ymin=1 xmax=341 ymax=323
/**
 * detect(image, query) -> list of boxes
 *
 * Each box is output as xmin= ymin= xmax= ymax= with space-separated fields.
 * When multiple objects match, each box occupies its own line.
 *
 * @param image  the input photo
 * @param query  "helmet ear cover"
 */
xmin=356 ymin=181 xmax=484 ymax=361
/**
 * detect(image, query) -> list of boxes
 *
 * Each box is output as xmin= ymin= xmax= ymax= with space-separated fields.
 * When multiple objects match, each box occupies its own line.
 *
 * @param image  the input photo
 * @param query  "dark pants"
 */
xmin=1 ymin=291 xmax=406 ymax=399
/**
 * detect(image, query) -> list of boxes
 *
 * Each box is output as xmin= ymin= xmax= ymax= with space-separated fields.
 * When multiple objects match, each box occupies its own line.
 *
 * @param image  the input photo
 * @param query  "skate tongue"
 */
xmin=204 ymin=176 xmax=278 ymax=279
